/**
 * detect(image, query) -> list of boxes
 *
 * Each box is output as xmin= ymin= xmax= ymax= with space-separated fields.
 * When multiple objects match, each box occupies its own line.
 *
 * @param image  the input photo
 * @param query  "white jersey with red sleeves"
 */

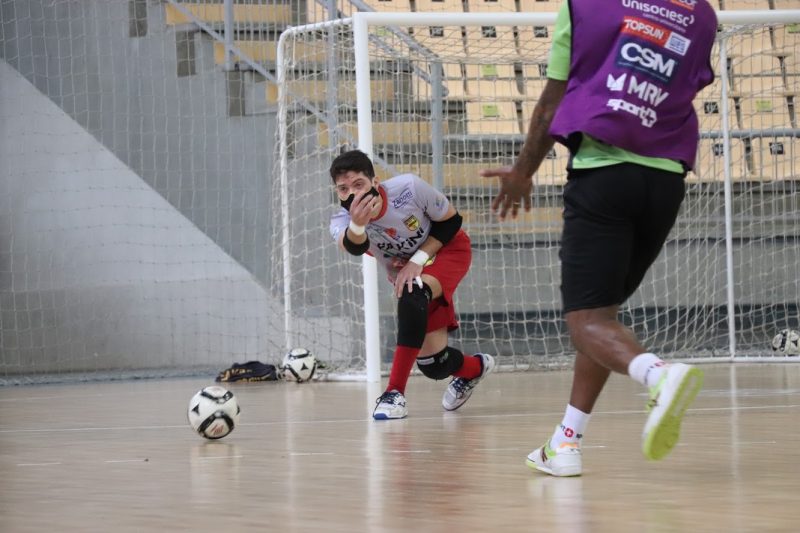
xmin=329 ymin=173 xmax=450 ymax=271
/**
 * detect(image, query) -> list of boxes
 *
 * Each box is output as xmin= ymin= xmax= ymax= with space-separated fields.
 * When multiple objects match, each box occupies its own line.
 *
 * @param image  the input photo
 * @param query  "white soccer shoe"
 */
xmin=373 ymin=390 xmax=408 ymax=420
xmin=526 ymin=435 xmax=583 ymax=477
xmin=642 ymin=363 xmax=704 ymax=460
xmin=442 ymin=353 xmax=495 ymax=411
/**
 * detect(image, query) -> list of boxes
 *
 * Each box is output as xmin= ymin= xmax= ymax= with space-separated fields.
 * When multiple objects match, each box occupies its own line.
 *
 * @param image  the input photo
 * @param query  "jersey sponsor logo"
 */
xmin=392 ymin=188 xmax=413 ymax=209
xmin=617 ymin=40 xmax=679 ymax=83
xmin=670 ymin=0 xmax=696 ymax=11
xmin=628 ymin=75 xmax=670 ymax=106
xmin=621 ymin=0 xmax=694 ymax=29
xmin=375 ymin=227 xmax=425 ymax=254
xmin=403 ymin=215 xmax=421 ymax=232
xmin=385 ymin=228 xmax=397 ymax=238
xmin=606 ymin=98 xmax=658 ymax=127
xmin=621 ymin=16 xmax=691 ymax=55
xmin=607 ymin=73 xmax=670 ymax=107
xmin=607 ymin=72 xmax=627 ymax=91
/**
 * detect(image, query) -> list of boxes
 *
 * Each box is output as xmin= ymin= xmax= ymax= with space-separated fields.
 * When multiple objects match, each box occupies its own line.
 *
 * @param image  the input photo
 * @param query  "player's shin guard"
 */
xmin=387 ymin=283 xmax=432 ymax=394
xmin=396 ymin=283 xmax=432 ymax=349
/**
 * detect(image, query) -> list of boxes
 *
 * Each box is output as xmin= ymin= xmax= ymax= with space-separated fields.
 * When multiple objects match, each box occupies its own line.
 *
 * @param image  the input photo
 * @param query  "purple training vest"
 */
xmin=549 ymin=0 xmax=717 ymax=169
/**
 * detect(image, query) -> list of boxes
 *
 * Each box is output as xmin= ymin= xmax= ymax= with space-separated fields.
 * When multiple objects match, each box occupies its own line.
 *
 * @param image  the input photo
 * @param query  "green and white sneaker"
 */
xmin=642 ymin=363 xmax=704 ymax=461
xmin=526 ymin=436 xmax=582 ymax=477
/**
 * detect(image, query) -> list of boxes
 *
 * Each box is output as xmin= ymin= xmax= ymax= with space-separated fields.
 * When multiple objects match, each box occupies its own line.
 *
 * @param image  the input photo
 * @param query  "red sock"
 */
xmin=386 ymin=345 xmax=421 ymax=394
xmin=452 ymin=353 xmax=482 ymax=379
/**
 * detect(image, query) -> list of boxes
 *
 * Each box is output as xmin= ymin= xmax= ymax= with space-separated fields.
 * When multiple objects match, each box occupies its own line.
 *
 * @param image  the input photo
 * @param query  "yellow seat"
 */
xmin=772 ymin=23 xmax=800 ymax=56
xmin=464 ymin=63 xmax=520 ymax=99
xmin=415 ymin=25 xmax=467 ymax=58
xmin=518 ymin=0 xmax=561 ymax=12
xmin=306 ymin=0 xmax=355 ymax=23
xmin=412 ymin=64 xmax=467 ymax=99
xmin=694 ymin=81 xmax=730 ymax=133
xmin=755 ymin=137 xmax=797 ymax=181
xmin=465 ymin=26 xmax=518 ymax=62
xmin=388 ymin=163 xmax=488 ymax=188
xmin=370 ymin=0 xmax=413 ymax=11
xmin=735 ymin=94 xmax=791 ymax=130
xmin=267 ymin=79 xmax=395 ymax=104
xmin=415 ymin=0 xmax=465 ymax=12
xmin=465 ymin=101 xmax=520 ymax=134
xmin=165 ymin=2 xmax=291 ymax=26
xmin=466 ymin=0 xmax=517 ymax=12
xmin=725 ymin=25 xmax=774 ymax=57
xmin=691 ymin=138 xmax=749 ymax=182
xmin=520 ymin=77 xmax=547 ymax=98
xmin=213 ymin=40 xmax=277 ymax=64
xmin=461 ymin=206 xmax=563 ymax=235
xmin=318 ymin=121 xmax=442 ymax=147
xmin=516 ymin=26 xmax=555 ymax=51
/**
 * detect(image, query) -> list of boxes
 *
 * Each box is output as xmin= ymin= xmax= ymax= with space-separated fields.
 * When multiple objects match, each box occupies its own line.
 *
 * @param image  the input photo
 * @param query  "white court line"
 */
xmin=17 ymin=462 xmax=62 ymax=467
xmin=390 ymin=450 xmax=431 ymax=454
xmin=1 ymin=403 xmax=798 ymax=435
xmin=0 ymin=390 xmax=172 ymax=402
xmin=104 ymin=459 xmax=150 ymax=463
xmin=289 ymin=452 xmax=335 ymax=456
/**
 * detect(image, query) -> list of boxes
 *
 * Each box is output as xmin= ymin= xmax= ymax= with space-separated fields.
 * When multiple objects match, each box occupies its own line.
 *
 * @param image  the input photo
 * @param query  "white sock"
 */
xmin=628 ymin=352 xmax=667 ymax=388
xmin=550 ymin=404 xmax=590 ymax=447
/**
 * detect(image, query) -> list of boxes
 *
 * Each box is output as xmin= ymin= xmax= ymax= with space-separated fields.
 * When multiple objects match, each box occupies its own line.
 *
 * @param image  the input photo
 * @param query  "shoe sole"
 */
xmin=642 ymin=366 xmax=704 ymax=461
xmin=525 ymin=457 xmax=582 ymax=477
xmin=442 ymin=354 xmax=495 ymax=412
xmin=373 ymin=412 xmax=407 ymax=420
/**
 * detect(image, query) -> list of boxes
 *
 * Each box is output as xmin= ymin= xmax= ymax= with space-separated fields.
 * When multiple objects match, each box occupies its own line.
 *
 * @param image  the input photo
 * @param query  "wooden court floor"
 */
xmin=1 ymin=363 xmax=799 ymax=532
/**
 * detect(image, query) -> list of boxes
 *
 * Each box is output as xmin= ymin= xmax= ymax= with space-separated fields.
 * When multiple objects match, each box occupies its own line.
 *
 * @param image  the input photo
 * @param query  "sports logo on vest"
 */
xmin=621 ymin=16 xmax=692 ymax=56
xmin=616 ymin=40 xmax=680 ymax=84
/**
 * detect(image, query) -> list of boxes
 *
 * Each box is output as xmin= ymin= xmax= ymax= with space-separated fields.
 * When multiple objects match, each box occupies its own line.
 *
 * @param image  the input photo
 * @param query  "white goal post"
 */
xmin=275 ymin=9 xmax=800 ymax=381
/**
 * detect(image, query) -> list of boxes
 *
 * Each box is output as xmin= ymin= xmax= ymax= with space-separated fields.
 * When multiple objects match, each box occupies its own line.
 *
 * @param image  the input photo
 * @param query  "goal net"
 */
xmin=274 ymin=9 xmax=800 ymax=377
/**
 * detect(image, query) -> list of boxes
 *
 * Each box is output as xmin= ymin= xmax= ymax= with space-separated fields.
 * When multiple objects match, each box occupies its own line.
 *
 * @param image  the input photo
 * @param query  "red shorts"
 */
xmin=422 ymin=230 xmax=471 ymax=333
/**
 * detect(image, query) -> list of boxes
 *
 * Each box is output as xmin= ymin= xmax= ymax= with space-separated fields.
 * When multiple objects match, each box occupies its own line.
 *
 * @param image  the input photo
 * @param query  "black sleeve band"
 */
xmin=429 ymin=212 xmax=462 ymax=245
xmin=343 ymin=228 xmax=370 ymax=256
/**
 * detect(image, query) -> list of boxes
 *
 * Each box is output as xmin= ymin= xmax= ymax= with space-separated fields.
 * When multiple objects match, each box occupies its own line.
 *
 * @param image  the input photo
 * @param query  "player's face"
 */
xmin=333 ymin=171 xmax=375 ymax=201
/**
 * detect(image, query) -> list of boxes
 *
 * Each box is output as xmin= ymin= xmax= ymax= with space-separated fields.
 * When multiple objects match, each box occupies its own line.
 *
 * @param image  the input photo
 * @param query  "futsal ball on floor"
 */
xmin=187 ymin=386 xmax=241 ymax=439
xmin=280 ymin=348 xmax=317 ymax=382
xmin=771 ymin=329 xmax=800 ymax=356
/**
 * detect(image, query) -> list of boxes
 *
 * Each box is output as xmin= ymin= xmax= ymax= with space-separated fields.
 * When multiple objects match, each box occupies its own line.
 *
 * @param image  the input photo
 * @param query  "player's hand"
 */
xmin=349 ymin=190 xmax=380 ymax=227
xmin=393 ymin=261 xmax=424 ymax=298
xmin=481 ymin=166 xmax=533 ymax=220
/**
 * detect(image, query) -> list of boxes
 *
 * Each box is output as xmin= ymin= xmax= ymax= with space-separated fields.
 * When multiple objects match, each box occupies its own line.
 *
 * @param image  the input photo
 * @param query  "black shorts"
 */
xmin=560 ymin=163 xmax=686 ymax=313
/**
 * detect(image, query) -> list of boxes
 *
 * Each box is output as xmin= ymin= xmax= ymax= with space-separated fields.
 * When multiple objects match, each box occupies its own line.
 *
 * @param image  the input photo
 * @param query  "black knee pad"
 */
xmin=396 ymin=283 xmax=432 ymax=348
xmin=417 ymin=347 xmax=464 ymax=380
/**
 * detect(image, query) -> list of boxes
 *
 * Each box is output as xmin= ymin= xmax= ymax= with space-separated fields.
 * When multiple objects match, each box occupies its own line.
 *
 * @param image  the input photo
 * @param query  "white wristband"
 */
xmin=409 ymin=250 xmax=430 ymax=266
xmin=348 ymin=220 xmax=366 ymax=236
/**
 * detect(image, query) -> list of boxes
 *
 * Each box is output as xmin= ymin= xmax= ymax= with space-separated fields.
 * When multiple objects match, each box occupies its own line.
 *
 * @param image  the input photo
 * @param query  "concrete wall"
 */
xmin=0 ymin=0 xmax=273 ymax=283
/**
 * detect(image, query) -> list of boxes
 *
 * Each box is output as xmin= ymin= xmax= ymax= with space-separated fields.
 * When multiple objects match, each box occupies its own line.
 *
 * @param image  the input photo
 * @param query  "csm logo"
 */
xmin=618 ymin=41 xmax=677 ymax=82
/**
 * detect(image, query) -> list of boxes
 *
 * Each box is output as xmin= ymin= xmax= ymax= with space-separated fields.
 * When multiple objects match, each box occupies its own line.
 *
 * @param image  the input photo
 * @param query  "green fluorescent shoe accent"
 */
xmin=642 ymin=366 xmax=704 ymax=461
